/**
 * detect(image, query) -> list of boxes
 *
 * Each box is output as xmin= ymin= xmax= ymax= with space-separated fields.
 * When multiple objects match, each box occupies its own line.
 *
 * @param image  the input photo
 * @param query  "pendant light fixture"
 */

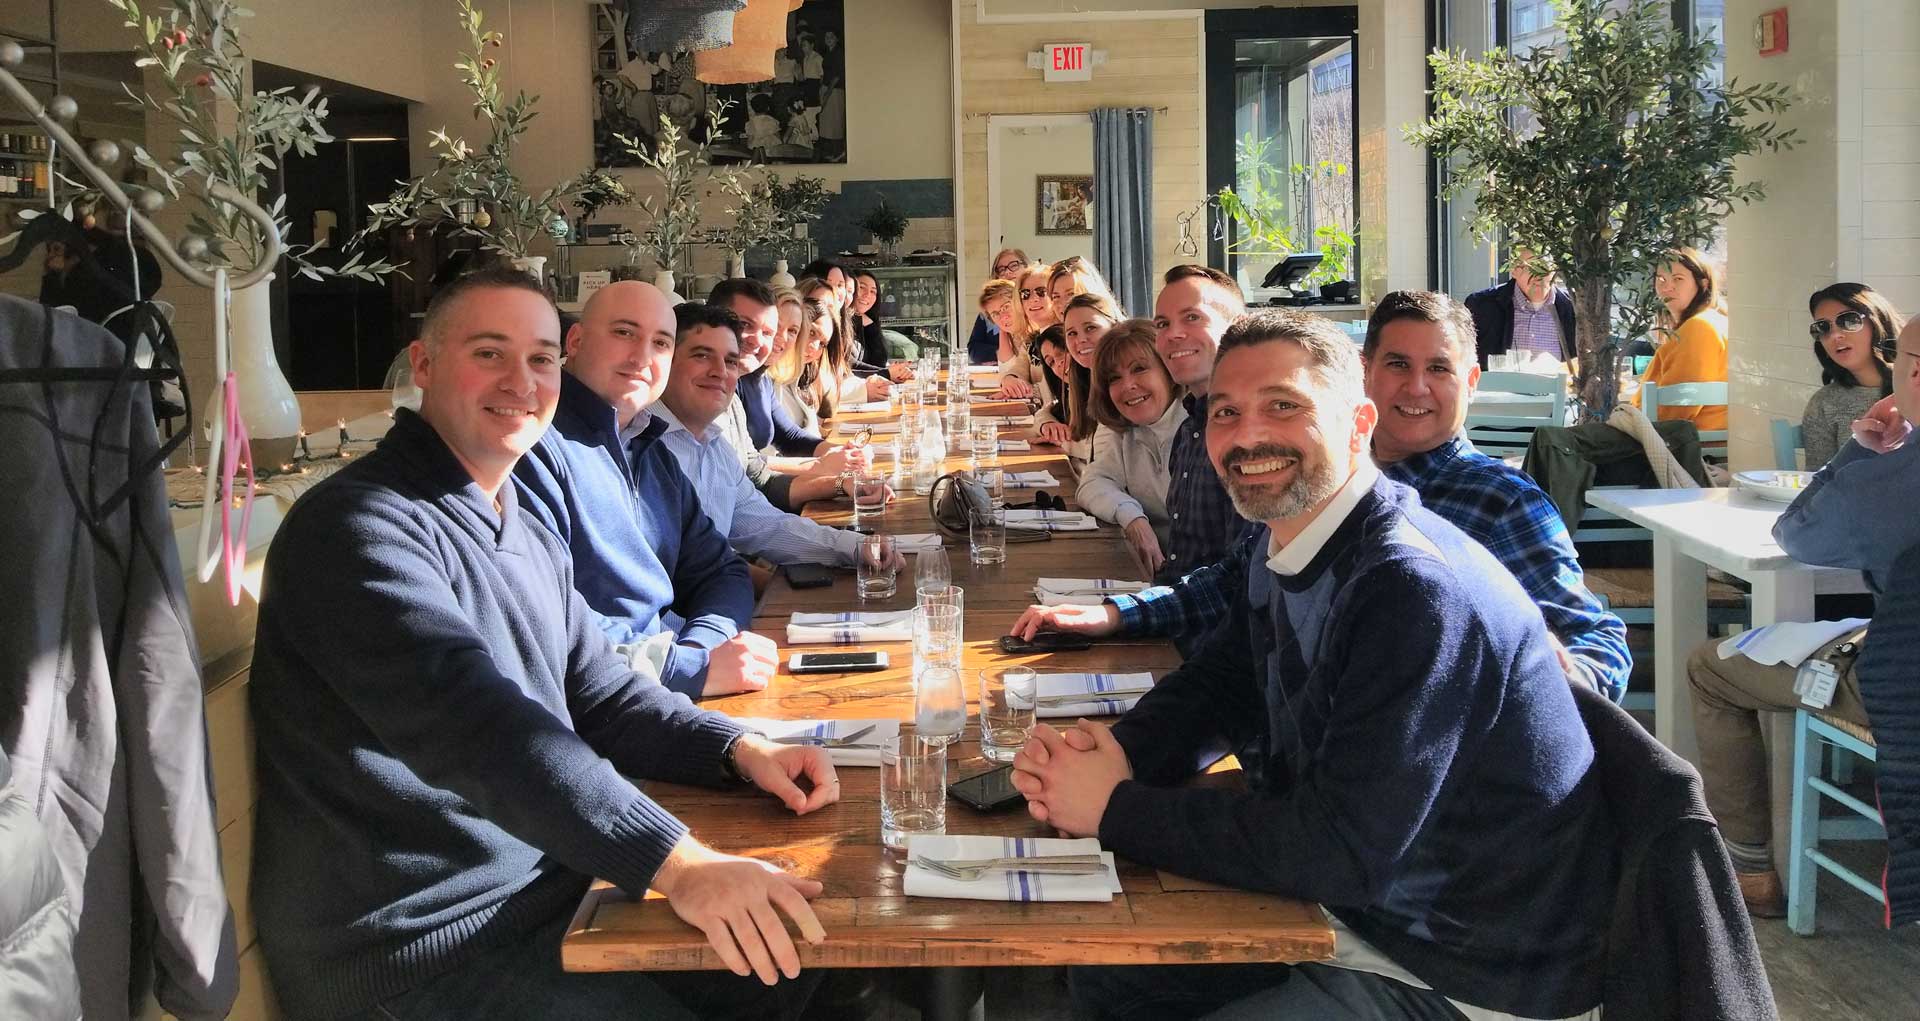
xmin=693 ymin=0 xmax=796 ymax=85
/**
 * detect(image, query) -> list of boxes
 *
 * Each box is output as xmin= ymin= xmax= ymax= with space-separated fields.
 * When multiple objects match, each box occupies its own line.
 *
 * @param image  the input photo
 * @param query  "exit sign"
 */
xmin=1040 ymin=42 xmax=1093 ymax=82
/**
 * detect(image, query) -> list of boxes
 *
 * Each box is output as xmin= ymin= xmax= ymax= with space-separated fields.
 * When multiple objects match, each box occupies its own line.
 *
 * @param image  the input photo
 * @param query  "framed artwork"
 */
xmin=589 ymin=0 xmax=848 ymax=166
xmin=1036 ymin=175 xmax=1094 ymax=235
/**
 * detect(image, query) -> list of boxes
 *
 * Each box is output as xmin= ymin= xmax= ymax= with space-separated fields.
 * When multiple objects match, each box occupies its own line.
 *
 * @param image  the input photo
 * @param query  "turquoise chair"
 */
xmin=1642 ymin=381 xmax=1730 ymax=462
xmin=1465 ymin=371 xmax=1569 ymax=459
xmin=1772 ymin=419 xmax=1805 ymax=471
xmin=1786 ymin=710 xmax=1886 ymax=934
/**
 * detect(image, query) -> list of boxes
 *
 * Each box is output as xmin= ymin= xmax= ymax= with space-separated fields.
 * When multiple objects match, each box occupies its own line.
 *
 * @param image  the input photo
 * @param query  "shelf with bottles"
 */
xmin=0 ymin=128 xmax=54 ymax=203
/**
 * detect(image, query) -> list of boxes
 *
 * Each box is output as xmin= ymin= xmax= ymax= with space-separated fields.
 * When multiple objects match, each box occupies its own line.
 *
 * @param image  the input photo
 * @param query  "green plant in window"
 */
xmin=1410 ymin=0 xmax=1795 ymax=419
xmin=1213 ymin=132 xmax=1296 ymax=260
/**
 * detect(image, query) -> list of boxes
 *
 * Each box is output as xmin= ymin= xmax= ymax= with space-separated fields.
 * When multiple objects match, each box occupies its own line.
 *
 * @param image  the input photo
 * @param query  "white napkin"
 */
xmin=903 ymin=835 xmax=1122 ymax=902
xmin=1034 ymin=578 xmax=1151 ymax=603
xmin=1004 ymin=471 xmax=1056 ymax=488
xmin=1717 ymin=618 xmax=1869 ymax=668
xmin=727 ymin=718 xmax=901 ymax=767
xmin=893 ymin=533 xmax=946 ymax=553
xmin=1021 ymin=671 xmax=1155 ymax=718
xmin=859 ymin=420 xmax=903 ymax=435
xmin=998 ymin=439 xmax=1031 ymax=452
xmin=1005 ymin=508 xmax=1099 ymax=531
xmin=787 ymin=611 xmax=914 ymax=644
xmin=840 ymin=400 xmax=893 ymax=414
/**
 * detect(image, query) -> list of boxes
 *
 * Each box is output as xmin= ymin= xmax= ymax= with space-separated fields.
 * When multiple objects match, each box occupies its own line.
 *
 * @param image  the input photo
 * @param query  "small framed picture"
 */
xmin=1036 ymin=175 xmax=1094 ymax=235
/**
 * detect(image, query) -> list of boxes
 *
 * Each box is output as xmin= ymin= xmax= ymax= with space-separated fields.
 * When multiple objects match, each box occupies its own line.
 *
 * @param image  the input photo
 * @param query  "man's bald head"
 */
xmin=566 ymin=280 xmax=680 ymax=426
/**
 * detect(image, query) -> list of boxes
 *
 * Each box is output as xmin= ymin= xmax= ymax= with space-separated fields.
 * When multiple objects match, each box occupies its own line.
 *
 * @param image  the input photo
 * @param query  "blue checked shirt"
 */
xmin=1110 ymin=435 xmax=1632 ymax=701
xmin=1159 ymin=391 xmax=1257 ymax=584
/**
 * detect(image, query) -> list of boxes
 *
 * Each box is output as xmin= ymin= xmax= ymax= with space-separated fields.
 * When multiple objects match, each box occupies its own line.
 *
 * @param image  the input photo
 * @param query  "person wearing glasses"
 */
xmin=970 ymin=248 xmax=1028 ymax=364
xmin=995 ymin=262 xmax=1057 ymax=399
xmin=1800 ymin=283 xmax=1900 ymax=469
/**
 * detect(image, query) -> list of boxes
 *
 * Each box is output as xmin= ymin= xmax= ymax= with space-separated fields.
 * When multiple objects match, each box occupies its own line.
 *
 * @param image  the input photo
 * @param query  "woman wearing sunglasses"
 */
xmin=1802 ymin=283 xmax=1901 ymax=468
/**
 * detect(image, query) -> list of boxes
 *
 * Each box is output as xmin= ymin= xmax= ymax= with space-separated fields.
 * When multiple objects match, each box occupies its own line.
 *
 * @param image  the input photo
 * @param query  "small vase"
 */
xmin=769 ymin=258 xmax=796 ymax=288
xmin=204 ymin=274 xmax=300 ymax=471
xmin=654 ymin=269 xmax=684 ymax=304
xmin=511 ymin=255 xmax=547 ymax=282
xmin=726 ymin=251 xmax=746 ymax=279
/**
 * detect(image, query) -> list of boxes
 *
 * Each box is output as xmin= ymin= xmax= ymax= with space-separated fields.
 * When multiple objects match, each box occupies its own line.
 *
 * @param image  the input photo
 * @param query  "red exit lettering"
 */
xmin=1052 ymin=46 xmax=1083 ymax=70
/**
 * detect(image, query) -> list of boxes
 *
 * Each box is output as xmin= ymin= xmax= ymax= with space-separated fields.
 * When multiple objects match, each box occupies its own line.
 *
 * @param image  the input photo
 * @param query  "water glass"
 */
xmin=976 ymin=465 xmax=1006 ymax=510
xmin=880 ymin=735 xmax=947 ymax=851
xmin=918 ymin=584 xmax=963 ymax=621
xmin=851 ymin=470 xmax=889 ymax=533
xmin=914 ymin=666 xmax=968 ymax=747
xmin=945 ymin=399 xmax=971 ymax=442
xmin=979 ymin=666 xmax=1038 ymax=763
xmin=916 ymin=544 xmax=952 ymax=598
xmin=969 ymin=507 xmax=1007 ymax=566
xmin=857 ymin=533 xmax=898 ymax=599
xmin=912 ymin=602 xmax=964 ymax=681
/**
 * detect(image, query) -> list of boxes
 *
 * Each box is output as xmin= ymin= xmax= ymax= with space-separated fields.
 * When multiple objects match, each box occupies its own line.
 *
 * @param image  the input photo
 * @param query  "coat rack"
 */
xmin=0 ymin=38 xmax=282 ymax=288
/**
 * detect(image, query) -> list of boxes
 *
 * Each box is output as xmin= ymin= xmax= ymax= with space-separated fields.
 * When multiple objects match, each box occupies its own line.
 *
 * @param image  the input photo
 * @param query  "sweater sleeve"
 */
xmin=659 ymin=483 xmax=754 ymax=696
xmin=769 ymin=392 xmax=825 ymax=457
xmin=1108 ymin=594 xmax=1269 ymax=784
xmin=1637 ymin=317 xmax=1728 ymax=423
xmin=1076 ymin=427 xmax=1146 ymax=528
xmin=1101 ymin=559 xmax=1497 ymax=904
xmin=1774 ymin=439 xmax=1920 ymax=576
xmin=268 ymin=491 xmax=731 ymax=896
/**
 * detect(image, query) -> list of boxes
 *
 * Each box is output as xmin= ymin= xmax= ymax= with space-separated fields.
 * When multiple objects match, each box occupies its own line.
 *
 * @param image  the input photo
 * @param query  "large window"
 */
xmin=1206 ymin=8 xmax=1360 ymax=297
xmin=1428 ymin=0 xmax=1730 ymax=294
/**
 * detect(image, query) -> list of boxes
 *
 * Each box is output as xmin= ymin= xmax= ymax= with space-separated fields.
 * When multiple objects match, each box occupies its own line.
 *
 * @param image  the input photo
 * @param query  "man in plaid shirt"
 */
xmin=1013 ymin=290 xmax=1630 ymax=700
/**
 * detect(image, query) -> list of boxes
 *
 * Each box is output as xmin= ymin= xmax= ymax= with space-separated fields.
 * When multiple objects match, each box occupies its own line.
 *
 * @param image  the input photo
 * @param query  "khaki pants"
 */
xmin=1687 ymin=634 xmax=1869 ymax=850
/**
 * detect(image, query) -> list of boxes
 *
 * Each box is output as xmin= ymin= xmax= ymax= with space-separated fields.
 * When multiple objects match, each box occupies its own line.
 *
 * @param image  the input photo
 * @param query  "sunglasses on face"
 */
xmin=1020 ymin=288 xmax=1045 ymax=300
xmin=1810 ymin=311 xmax=1869 ymax=340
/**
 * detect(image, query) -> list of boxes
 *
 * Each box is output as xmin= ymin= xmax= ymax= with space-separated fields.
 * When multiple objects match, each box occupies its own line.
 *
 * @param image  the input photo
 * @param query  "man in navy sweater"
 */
xmin=1012 ymin=309 xmax=1612 ymax=1020
xmin=516 ymin=281 xmax=776 ymax=697
xmin=250 ymin=269 xmax=835 ymax=1019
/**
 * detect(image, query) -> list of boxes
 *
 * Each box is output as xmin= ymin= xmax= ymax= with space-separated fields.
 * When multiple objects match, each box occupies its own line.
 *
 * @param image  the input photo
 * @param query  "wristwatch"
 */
xmin=719 ymin=730 xmax=761 ymax=783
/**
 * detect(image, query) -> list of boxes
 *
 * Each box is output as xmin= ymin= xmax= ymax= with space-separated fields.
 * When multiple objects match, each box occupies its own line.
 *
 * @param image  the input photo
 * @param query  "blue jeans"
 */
xmin=349 ymin=904 xmax=818 ymax=1021
xmin=1071 ymin=962 xmax=1466 ymax=1020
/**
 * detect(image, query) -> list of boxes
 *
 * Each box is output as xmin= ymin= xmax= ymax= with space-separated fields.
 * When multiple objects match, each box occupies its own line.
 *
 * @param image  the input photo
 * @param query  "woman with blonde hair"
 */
xmin=1079 ymin=319 xmax=1186 ymax=577
xmin=995 ymin=262 xmax=1056 ymax=398
xmin=969 ymin=248 xmax=1029 ymax=363
xmin=1637 ymin=247 xmax=1729 ymax=432
xmin=1048 ymin=255 xmax=1113 ymax=322
xmin=768 ymin=289 xmax=828 ymax=434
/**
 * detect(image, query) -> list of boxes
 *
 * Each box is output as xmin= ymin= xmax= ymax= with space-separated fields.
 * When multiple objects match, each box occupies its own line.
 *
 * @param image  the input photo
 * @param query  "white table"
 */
xmin=1583 ymin=487 xmax=1865 ymax=763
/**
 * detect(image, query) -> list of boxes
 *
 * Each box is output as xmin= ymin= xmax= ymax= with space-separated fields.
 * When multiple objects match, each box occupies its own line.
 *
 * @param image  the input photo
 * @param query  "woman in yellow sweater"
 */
xmin=1638 ymin=247 xmax=1729 ymax=431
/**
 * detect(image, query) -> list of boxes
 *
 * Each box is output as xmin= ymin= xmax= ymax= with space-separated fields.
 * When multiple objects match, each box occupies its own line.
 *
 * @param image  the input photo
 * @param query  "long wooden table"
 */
xmin=562 ymin=378 xmax=1334 ymax=982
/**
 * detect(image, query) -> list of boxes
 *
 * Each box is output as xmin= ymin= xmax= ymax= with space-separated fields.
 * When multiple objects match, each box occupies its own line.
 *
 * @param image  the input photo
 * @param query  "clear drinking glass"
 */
xmin=914 ymin=665 xmax=968 ymax=747
xmin=912 ymin=602 xmax=964 ymax=681
xmin=970 ymin=419 xmax=999 ymax=468
xmin=918 ymin=584 xmax=963 ymax=621
xmin=969 ymin=507 xmax=1007 ymax=566
xmin=857 ymin=533 xmax=898 ymax=599
xmin=916 ymin=545 xmax=952 ymax=599
xmin=979 ymin=666 xmax=1038 ymax=763
xmin=976 ymin=465 xmax=1006 ymax=510
xmin=852 ymin=470 xmax=889 ymax=533
xmin=880 ymin=735 xmax=947 ymax=851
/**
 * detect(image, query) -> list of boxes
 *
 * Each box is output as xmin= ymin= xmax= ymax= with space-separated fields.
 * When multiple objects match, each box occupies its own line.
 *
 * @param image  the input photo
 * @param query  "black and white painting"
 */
xmin=591 ymin=0 xmax=848 ymax=167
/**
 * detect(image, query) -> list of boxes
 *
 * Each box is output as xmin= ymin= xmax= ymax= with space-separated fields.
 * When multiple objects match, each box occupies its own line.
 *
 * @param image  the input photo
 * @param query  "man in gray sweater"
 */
xmin=1687 ymin=315 xmax=1920 ymax=916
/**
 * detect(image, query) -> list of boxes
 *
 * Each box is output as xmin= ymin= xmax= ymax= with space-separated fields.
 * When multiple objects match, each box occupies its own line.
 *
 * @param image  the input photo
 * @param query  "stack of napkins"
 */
xmin=998 ymin=439 xmax=1032 ymax=452
xmin=727 ymin=718 xmax=900 ymax=766
xmin=1019 ymin=672 xmax=1156 ymax=717
xmin=1033 ymin=578 xmax=1151 ymax=604
xmin=904 ymin=835 xmax=1122 ymax=902
xmin=893 ymin=533 xmax=946 ymax=553
xmin=859 ymin=420 xmax=903 ymax=435
xmin=839 ymin=400 xmax=893 ymax=414
xmin=1004 ymin=471 xmax=1056 ymax=488
xmin=788 ymin=611 xmax=913 ymax=644
xmin=1005 ymin=508 xmax=1099 ymax=531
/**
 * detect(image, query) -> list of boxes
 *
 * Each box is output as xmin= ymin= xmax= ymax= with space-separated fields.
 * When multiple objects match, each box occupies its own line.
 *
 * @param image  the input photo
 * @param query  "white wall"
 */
xmin=992 ymin=119 xmax=1095 ymax=265
xmin=1721 ymin=0 xmax=1920 ymax=468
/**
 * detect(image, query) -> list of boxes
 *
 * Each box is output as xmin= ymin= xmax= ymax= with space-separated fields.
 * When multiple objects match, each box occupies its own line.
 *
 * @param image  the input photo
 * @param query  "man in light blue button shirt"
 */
xmin=654 ymin=303 xmax=900 ymax=573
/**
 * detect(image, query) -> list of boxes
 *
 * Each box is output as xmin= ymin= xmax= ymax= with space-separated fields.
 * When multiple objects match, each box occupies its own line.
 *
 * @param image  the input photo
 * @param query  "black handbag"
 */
xmin=926 ymin=470 xmax=1050 ymax=543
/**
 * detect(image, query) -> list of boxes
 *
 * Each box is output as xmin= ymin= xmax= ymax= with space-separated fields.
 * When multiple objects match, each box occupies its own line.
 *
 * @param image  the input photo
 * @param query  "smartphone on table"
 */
xmin=998 ymin=633 xmax=1093 ymax=654
xmin=788 ymin=651 xmax=891 ymax=674
xmin=948 ymin=764 xmax=1025 ymax=812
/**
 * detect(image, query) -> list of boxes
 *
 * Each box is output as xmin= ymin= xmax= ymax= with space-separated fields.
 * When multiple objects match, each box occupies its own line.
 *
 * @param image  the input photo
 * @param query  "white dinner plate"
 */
xmin=1735 ymin=469 xmax=1813 ymax=503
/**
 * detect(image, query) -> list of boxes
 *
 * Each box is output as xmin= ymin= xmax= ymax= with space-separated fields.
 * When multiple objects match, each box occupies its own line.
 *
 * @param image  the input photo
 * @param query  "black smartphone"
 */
xmin=998 ymin=633 xmax=1094 ymax=654
xmin=949 ymin=764 xmax=1025 ymax=812
xmin=788 ymin=651 xmax=891 ymax=674
xmin=785 ymin=563 xmax=834 ymax=589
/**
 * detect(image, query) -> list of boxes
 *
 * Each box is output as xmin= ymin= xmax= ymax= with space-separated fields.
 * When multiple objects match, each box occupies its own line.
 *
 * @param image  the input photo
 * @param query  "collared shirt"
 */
xmin=1110 ymin=435 xmax=1632 ymax=700
xmin=1510 ymin=286 xmax=1566 ymax=359
xmin=1265 ymin=461 xmax=1379 ymax=575
xmin=1159 ymin=390 xmax=1255 ymax=583
xmin=652 ymin=403 xmax=860 ymax=568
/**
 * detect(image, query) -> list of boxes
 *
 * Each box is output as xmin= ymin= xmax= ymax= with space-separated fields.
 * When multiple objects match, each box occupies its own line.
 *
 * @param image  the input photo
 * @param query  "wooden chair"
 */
xmin=1642 ymin=381 xmax=1730 ymax=462
xmin=1772 ymin=419 xmax=1804 ymax=471
xmin=1786 ymin=710 xmax=1886 ymax=935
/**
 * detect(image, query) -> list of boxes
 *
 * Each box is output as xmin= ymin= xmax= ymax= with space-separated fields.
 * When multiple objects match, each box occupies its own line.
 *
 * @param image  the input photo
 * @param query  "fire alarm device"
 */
xmin=1754 ymin=8 xmax=1788 ymax=57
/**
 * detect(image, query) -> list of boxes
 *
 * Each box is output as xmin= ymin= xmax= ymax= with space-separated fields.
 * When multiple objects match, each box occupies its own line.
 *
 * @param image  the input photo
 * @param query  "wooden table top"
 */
xmin=563 ymin=376 xmax=1335 ymax=973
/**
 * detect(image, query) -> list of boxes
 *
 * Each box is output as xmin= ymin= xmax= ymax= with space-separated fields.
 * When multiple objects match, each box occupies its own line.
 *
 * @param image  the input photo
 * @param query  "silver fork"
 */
xmin=771 ymin=723 xmax=879 ymax=748
xmin=1030 ymin=687 xmax=1154 ymax=706
xmin=912 ymin=854 xmax=1108 ymax=881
